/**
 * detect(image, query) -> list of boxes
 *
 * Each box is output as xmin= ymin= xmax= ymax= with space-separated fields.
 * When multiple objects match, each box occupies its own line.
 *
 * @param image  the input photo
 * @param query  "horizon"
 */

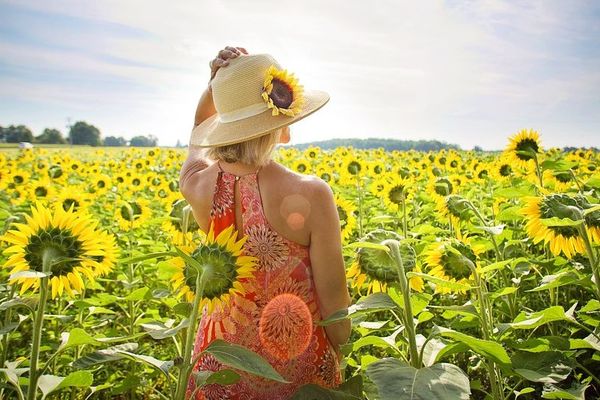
xmin=0 ymin=0 xmax=599 ymax=150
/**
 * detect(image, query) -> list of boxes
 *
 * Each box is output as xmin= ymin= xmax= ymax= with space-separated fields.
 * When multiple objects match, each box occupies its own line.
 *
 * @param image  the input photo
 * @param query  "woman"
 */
xmin=179 ymin=46 xmax=351 ymax=399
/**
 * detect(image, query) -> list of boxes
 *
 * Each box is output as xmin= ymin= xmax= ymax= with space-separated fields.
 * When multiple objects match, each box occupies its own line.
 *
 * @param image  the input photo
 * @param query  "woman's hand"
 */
xmin=209 ymin=46 xmax=248 ymax=83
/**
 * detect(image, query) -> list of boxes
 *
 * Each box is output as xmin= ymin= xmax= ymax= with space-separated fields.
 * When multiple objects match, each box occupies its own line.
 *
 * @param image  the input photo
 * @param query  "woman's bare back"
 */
xmin=183 ymin=160 xmax=321 ymax=247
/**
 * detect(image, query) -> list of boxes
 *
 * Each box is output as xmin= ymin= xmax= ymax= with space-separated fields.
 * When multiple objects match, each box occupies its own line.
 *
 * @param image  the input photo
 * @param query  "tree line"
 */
xmin=0 ymin=122 xmax=158 ymax=147
xmin=293 ymin=137 xmax=461 ymax=152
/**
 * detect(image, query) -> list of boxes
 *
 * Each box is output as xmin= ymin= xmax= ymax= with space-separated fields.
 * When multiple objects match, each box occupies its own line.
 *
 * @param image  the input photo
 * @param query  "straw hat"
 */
xmin=190 ymin=53 xmax=329 ymax=147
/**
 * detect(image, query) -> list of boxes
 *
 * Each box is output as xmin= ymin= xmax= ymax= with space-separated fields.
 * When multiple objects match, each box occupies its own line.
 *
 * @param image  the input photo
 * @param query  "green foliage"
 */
xmin=69 ymin=121 xmax=102 ymax=146
xmin=1 ymin=124 xmax=34 ymax=143
xmin=292 ymin=137 xmax=460 ymax=151
xmin=34 ymin=128 xmax=67 ymax=144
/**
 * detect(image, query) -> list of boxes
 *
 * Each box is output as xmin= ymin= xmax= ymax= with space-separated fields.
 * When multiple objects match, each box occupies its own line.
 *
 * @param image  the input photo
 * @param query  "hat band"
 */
xmin=218 ymin=102 xmax=269 ymax=124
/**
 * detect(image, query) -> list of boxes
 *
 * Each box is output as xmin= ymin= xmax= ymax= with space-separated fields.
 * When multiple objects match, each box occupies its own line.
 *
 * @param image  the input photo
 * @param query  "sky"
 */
xmin=0 ymin=0 xmax=598 ymax=150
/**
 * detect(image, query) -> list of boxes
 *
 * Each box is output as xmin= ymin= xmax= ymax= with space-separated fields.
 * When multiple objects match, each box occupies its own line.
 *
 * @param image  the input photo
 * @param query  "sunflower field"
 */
xmin=1 ymin=129 xmax=600 ymax=399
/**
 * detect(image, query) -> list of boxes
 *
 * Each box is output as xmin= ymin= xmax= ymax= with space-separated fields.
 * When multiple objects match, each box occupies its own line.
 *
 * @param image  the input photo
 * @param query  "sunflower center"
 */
xmin=450 ymin=160 xmax=458 ymax=168
xmin=499 ymin=164 xmax=512 ymax=177
xmin=62 ymin=198 xmax=80 ymax=211
xmin=296 ymin=163 xmax=307 ymax=173
xmin=13 ymin=175 xmax=24 ymax=184
xmin=120 ymin=202 xmax=142 ymax=221
xmin=553 ymin=171 xmax=572 ymax=183
xmin=388 ymin=186 xmax=405 ymax=205
xmin=515 ymin=138 xmax=539 ymax=161
xmin=35 ymin=186 xmax=48 ymax=197
xmin=24 ymin=227 xmax=84 ymax=275
xmin=269 ymin=78 xmax=293 ymax=109
xmin=347 ymin=161 xmax=361 ymax=175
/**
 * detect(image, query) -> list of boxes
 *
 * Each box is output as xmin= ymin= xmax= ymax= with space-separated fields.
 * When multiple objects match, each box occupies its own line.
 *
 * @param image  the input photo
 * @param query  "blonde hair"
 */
xmin=207 ymin=129 xmax=281 ymax=166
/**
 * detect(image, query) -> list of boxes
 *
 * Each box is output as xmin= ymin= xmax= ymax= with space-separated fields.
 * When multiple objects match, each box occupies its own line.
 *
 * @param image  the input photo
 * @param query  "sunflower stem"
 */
xmin=401 ymin=195 xmax=408 ymax=238
xmin=470 ymin=263 xmax=504 ymax=399
xmin=356 ymin=179 xmax=364 ymax=238
xmin=533 ymin=153 xmax=544 ymax=190
xmin=578 ymin=225 xmax=600 ymax=299
xmin=174 ymin=266 xmax=205 ymax=400
xmin=27 ymin=248 xmax=57 ymax=400
xmin=383 ymin=240 xmax=420 ymax=368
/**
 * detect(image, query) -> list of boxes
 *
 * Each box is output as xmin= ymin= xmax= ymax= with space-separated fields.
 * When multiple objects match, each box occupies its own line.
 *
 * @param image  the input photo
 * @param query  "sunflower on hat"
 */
xmin=262 ymin=65 xmax=305 ymax=117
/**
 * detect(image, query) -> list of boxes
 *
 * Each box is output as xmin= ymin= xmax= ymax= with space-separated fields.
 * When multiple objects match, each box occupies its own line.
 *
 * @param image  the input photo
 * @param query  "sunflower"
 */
xmin=291 ymin=159 xmax=311 ymax=174
xmin=504 ymin=129 xmax=542 ymax=168
xmin=262 ymin=65 xmax=305 ymax=116
xmin=1 ymin=202 xmax=118 ymax=299
xmin=334 ymin=194 xmax=357 ymax=242
xmin=424 ymin=239 xmax=477 ymax=294
xmin=55 ymin=187 xmax=92 ymax=214
xmin=435 ymin=195 xmax=472 ymax=231
xmin=170 ymin=223 xmax=257 ymax=312
xmin=490 ymin=157 xmax=515 ymax=181
xmin=346 ymin=229 xmax=423 ymax=294
xmin=115 ymin=198 xmax=152 ymax=231
xmin=426 ymin=176 xmax=456 ymax=200
xmin=520 ymin=194 xmax=599 ymax=257
xmin=381 ymin=175 xmax=412 ymax=211
xmin=162 ymin=198 xmax=203 ymax=245
xmin=28 ymin=177 xmax=56 ymax=202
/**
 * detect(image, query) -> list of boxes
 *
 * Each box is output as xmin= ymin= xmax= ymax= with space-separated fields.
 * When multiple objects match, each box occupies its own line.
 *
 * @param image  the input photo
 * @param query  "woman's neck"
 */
xmin=218 ymin=159 xmax=270 ymax=175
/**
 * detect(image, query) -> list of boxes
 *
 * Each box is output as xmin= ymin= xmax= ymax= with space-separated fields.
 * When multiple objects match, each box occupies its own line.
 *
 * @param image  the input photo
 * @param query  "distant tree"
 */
xmin=69 ymin=121 xmax=102 ymax=146
xmin=473 ymin=145 xmax=483 ymax=152
xmin=292 ymin=138 xmax=460 ymax=152
xmin=3 ymin=125 xmax=34 ymax=143
xmin=104 ymin=136 xmax=127 ymax=146
xmin=35 ymin=128 xmax=67 ymax=144
xmin=130 ymin=135 xmax=158 ymax=147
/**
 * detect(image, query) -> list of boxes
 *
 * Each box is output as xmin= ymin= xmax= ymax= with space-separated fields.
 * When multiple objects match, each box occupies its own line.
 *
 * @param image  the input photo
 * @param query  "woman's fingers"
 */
xmin=236 ymin=47 xmax=248 ymax=55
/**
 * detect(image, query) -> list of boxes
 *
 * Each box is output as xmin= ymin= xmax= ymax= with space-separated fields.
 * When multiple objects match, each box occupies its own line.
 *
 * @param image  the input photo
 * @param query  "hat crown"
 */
xmin=211 ymin=54 xmax=281 ymax=115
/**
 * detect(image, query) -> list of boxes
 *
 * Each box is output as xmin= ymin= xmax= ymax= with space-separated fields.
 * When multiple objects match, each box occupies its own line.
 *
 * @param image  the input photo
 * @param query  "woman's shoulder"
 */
xmin=268 ymin=161 xmax=332 ymax=196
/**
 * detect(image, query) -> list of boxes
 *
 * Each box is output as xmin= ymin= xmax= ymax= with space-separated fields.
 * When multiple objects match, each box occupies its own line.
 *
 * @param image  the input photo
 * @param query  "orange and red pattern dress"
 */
xmin=186 ymin=163 xmax=341 ymax=400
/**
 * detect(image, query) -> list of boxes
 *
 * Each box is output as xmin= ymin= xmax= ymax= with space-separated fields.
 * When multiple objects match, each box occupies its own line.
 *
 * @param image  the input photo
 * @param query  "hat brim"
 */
xmin=189 ymin=89 xmax=329 ymax=147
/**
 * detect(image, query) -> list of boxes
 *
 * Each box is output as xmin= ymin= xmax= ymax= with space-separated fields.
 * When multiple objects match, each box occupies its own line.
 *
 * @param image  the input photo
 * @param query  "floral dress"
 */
xmin=186 ymin=162 xmax=342 ymax=400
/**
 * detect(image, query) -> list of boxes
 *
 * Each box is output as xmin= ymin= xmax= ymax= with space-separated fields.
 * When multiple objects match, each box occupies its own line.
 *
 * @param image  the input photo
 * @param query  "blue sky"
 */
xmin=0 ymin=0 xmax=598 ymax=149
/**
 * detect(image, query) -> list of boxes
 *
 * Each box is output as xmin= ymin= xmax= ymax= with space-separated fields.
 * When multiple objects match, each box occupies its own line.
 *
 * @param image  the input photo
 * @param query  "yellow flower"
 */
xmin=346 ymin=229 xmax=423 ymax=294
xmin=262 ymin=65 xmax=305 ymax=117
xmin=424 ymin=239 xmax=477 ymax=295
xmin=170 ymin=223 xmax=257 ymax=313
xmin=520 ymin=194 xmax=592 ymax=258
xmin=1 ymin=202 xmax=118 ymax=299
xmin=115 ymin=198 xmax=152 ymax=231
xmin=504 ymin=129 xmax=542 ymax=168
xmin=334 ymin=194 xmax=357 ymax=242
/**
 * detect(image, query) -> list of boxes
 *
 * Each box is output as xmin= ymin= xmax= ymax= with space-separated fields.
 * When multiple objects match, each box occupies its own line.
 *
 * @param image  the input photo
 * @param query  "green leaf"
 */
xmin=38 ymin=371 xmax=93 ymax=399
xmin=542 ymin=381 xmax=589 ymax=399
xmin=141 ymin=319 xmax=189 ymax=340
xmin=116 ymin=350 xmax=174 ymax=376
xmin=500 ymin=306 xmax=575 ymax=333
xmin=119 ymin=251 xmax=174 ymax=265
xmin=478 ymin=259 xmax=512 ymax=274
xmin=474 ymin=224 xmax=505 ymax=235
xmin=512 ymin=351 xmax=571 ymax=383
xmin=205 ymin=369 xmax=240 ymax=386
xmin=388 ymin=288 xmax=432 ymax=316
xmin=173 ymin=302 xmax=193 ymax=316
xmin=0 ymin=359 xmax=28 ymax=393
xmin=0 ymin=297 xmax=38 ymax=312
xmin=527 ymin=271 xmax=581 ymax=292
xmin=495 ymin=185 xmax=536 ymax=198
xmin=539 ymin=217 xmax=583 ymax=228
xmin=406 ymin=272 xmax=471 ymax=292
xmin=345 ymin=241 xmax=390 ymax=252
xmin=59 ymin=328 xmax=102 ymax=351
xmin=72 ymin=343 xmax=138 ymax=369
xmin=433 ymin=326 xmax=512 ymax=368
xmin=204 ymin=339 xmax=287 ymax=383
xmin=318 ymin=293 xmax=397 ymax=326
xmin=580 ymin=299 xmax=600 ymax=313
xmin=366 ymin=358 xmax=470 ymax=400
xmin=124 ymin=287 xmax=151 ymax=301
